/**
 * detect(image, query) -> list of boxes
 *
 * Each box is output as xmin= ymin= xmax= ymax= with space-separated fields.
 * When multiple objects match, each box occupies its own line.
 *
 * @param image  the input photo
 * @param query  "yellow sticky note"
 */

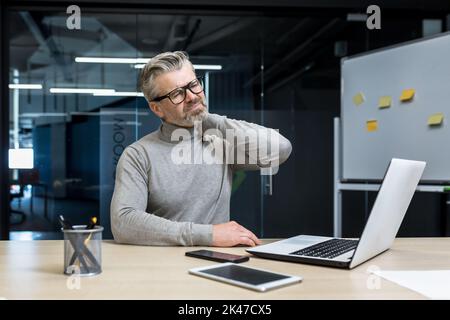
xmin=352 ymin=92 xmax=365 ymax=106
xmin=366 ymin=120 xmax=378 ymax=132
xmin=378 ymin=96 xmax=392 ymax=109
xmin=428 ymin=113 xmax=444 ymax=126
xmin=400 ymin=88 xmax=415 ymax=102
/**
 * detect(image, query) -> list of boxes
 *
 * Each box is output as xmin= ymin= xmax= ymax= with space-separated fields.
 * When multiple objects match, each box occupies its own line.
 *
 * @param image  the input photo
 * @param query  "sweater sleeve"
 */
xmin=110 ymin=146 xmax=213 ymax=246
xmin=201 ymin=113 xmax=292 ymax=172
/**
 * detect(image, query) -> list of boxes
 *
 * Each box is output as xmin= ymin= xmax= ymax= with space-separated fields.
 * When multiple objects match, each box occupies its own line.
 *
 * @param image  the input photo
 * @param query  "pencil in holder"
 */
xmin=62 ymin=225 xmax=103 ymax=276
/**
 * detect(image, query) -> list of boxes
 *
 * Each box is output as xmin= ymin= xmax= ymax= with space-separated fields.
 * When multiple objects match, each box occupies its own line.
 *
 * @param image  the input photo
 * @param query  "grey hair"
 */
xmin=139 ymin=51 xmax=194 ymax=102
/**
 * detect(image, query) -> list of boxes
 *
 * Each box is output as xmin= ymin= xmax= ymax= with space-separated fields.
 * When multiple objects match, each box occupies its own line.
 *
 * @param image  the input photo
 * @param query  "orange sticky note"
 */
xmin=378 ymin=96 xmax=392 ymax=109
xmin=400 ymin=89 xmax=415 ymax=102
xmin=352 ymin=92 xmax=365 ymax=106
xmin=366 ymin=120 xmax=378 ymax=132
xmin=428 ymin=113 xmax=444 ymax=126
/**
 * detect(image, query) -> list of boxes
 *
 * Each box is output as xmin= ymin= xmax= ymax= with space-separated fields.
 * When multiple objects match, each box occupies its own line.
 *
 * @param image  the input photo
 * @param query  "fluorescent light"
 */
xmin=134 ymin=63 xmax=222 ymax=70
xmin=76 ymin=57 xmax=223 ymax=71
xmin=75 ymin=57 xmax=149 ymax=64
xmin=9 ymin=84 xmax=43 ymax=89
xmin=193 ymin=64 xmax=222 ymax=70
xmin=93 ymin=91 xmax=144 ymax=97
xmin=50 ymin=88 xmax=116 ymax=94
xmin=21 ymin=113 xmax=67 ymax=118
xmin=9 ymin=148 xmax=34 ymax=169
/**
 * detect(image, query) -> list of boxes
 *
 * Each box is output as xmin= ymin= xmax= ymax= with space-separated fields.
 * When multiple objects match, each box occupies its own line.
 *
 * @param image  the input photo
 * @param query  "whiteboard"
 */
xmin=341 ymin=32 xmax=450 ymax=182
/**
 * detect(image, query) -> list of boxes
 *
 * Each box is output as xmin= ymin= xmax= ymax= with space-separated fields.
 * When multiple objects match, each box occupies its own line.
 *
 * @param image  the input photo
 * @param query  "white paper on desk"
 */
xmin=372 ymin=270 xmax=450 ymax=300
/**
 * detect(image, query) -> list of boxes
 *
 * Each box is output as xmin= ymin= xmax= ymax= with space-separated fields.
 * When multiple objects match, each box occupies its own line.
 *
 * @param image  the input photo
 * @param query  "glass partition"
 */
xmin=9 ymin=7 xmax=425 ymax=239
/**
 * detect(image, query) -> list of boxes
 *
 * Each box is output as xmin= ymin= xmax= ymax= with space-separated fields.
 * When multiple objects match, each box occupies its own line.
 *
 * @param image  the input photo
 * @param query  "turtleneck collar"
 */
xmin=158 ymin=120 xmax=196 ymax=144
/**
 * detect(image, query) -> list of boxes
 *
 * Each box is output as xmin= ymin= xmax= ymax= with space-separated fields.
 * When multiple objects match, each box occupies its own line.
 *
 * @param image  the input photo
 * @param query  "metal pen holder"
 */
xmin=62 ymin=225 xmax=103 ymax=277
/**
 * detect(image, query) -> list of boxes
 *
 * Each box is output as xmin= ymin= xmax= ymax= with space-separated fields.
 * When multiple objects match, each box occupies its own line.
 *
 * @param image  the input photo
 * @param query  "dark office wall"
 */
xmin=261 ymin=110 xmax=335 ymax=238
xmin=209 ymin=70 xmax=253 ymax=111
xmin=33 ymin=125 xmax=52 ymax=196
xmin=343 ymin=192 xmax=446 ymax=237
xmin=261 ymin=80 xmax=338 ymax=237
xmin=67 ymin=115 xmax=100 ymax=201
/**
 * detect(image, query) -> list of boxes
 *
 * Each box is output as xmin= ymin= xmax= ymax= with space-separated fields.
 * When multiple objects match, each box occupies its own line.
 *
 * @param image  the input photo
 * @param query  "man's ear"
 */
xmin=149 ymin=101 xmax=164 ymax=118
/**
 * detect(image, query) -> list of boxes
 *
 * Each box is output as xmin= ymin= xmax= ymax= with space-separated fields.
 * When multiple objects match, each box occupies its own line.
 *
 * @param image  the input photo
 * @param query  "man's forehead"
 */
xmin=156 ymin=64 xmax=195 ymax=90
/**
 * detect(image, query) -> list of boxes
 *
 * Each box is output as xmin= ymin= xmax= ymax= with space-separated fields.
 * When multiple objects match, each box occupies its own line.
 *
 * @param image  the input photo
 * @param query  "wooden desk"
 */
xmin=0 ymin=238 xmax=448 ymax=299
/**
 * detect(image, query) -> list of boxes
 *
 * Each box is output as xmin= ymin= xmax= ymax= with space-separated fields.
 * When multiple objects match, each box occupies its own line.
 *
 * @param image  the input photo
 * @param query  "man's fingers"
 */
xmin=239 ymin=236 xmax=256 ymax=247
xmin=237 ymin=227 xmax=261 ymax=245
xmin=243 ymin=231 xmax=260 ymax=246
xmin=247 ymin=231 xmax=261 ymax=245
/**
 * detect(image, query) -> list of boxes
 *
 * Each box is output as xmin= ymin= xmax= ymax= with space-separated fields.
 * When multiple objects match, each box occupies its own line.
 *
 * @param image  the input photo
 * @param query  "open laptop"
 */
xmin=247 ymin=158 xmax=426 ymax=269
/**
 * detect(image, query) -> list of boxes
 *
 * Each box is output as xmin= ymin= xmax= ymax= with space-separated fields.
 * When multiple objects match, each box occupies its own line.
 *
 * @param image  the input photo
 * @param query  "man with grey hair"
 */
xmin=110 ymin=51 xmax=292 ymax=247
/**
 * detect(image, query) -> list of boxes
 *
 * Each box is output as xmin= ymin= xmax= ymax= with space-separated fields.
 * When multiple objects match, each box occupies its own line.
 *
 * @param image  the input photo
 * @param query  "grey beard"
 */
xmin=186 ymin=109 xmax=207 ymax=123
xmin=179 ymin=107 xmax=208 ymax=127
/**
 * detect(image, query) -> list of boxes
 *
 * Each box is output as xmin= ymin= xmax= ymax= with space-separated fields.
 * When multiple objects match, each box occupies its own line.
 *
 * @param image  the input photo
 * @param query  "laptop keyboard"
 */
xmin=290 ymin=238 xmax=358 ymax=259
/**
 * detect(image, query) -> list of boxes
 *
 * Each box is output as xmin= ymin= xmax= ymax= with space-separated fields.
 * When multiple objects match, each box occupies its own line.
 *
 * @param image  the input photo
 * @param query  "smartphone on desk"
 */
xmin=185 ymin=249 xmax=250 ymax=263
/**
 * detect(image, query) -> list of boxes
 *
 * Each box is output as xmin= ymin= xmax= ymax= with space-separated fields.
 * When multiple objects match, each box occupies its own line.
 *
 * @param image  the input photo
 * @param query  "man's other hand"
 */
xmin=212 ymin=221 xmax=262 ymax=247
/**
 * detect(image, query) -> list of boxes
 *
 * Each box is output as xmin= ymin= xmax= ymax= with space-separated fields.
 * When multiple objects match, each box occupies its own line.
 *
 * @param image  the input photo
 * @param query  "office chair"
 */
xmin=8 ymin=168 xmax=41 ymax=225
xmin=18 ymin=168 xmax=48 ymax=219
xmin=10 ymin=184 xmax=26 ymax=225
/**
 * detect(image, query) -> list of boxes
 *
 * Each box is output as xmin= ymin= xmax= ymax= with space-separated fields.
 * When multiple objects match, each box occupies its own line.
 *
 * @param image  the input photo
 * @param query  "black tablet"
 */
xmin=189 ymin=262 xmax=302 ymax=292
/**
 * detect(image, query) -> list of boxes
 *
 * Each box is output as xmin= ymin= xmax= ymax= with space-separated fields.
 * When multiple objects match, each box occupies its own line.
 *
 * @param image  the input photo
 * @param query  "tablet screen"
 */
xmin=200 ymin=264 xmax=289 ymax=285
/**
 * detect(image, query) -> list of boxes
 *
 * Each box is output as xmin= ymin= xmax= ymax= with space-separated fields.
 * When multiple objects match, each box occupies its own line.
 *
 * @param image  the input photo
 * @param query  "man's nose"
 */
xmin=185 ymin=89 xmax=197 ymax=103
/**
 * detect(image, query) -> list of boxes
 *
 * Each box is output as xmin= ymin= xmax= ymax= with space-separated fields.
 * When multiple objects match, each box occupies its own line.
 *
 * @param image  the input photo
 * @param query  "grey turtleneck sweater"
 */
xmin=110 ymin=113 xmax=292 ymax=246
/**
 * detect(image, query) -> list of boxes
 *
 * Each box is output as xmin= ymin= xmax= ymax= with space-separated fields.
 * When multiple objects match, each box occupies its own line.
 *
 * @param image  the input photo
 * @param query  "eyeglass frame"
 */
xmin=150 ymin=76 xmax=204 ymax=105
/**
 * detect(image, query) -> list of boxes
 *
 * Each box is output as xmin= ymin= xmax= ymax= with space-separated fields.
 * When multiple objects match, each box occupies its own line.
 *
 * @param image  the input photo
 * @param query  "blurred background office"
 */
xmin=0 ymin=0 xmax=449 ymax=241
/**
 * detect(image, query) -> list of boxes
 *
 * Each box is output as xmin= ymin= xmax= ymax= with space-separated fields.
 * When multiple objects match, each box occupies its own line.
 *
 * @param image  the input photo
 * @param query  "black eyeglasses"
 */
xmin=151 ymin=77 xmax=204 ymax=105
